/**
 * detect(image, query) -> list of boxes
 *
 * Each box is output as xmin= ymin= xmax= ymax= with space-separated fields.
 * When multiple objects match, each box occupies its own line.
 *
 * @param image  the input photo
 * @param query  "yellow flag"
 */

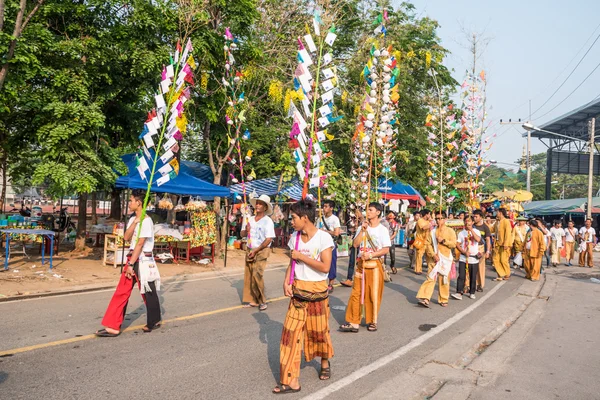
xmin=169 ymin=158 xmax=180 ymax=174
xmin=186 ymin=55 xmax=196 ymax=70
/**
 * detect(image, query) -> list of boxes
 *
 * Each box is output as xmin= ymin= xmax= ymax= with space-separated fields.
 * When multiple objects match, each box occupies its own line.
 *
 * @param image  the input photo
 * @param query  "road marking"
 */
xmin=0 ymin=294 xmax=291 ymax=357
xmin=302 ymin=281 xmax=506 ymax=400
xmin=0 ymin=266 xmax=289 ymax=304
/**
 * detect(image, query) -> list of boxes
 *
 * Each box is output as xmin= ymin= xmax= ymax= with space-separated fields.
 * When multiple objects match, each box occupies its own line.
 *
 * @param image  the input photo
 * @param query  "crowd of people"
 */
xmin=91 ymin=192 xmax=597 ymax=394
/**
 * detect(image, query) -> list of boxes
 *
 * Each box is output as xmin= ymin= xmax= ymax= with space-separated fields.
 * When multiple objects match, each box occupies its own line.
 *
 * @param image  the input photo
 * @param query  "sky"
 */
xmin=399 ymin=0 xmax=600 ymax=170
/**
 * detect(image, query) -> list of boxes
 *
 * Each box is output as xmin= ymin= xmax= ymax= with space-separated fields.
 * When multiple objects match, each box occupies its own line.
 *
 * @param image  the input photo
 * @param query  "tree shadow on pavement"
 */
xmin=385 ymin=280 xmax=419 ymax=305
xmin=253 ymin=311 xmax=283 ymax=384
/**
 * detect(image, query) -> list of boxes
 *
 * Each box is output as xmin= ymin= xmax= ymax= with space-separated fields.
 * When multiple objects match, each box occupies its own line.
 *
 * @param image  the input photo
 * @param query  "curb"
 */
xmin=0 ymin=262 xmax=290 ymax=303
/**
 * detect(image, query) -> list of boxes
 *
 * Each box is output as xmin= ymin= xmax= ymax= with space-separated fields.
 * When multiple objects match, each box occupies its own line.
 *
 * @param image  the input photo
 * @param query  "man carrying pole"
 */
xmin=317 ymin=200 xmax=341 ymax=292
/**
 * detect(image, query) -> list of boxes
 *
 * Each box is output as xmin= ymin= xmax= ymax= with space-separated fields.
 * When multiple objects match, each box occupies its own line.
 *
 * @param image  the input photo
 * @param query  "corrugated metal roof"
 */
xmin=529 ymin=98 xmax=600 ymax=141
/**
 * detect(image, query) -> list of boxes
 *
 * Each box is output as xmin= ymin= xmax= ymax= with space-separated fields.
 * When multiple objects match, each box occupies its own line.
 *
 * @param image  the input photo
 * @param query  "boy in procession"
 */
xmin=413 ymin=209 xmax=433 ymax=275
xmin=416 ymin=211 xmax=457 ymax=308
xmin=512 ymin=216 xmax=529 ymax=270
xmin=452 ymin=215 xmax=481 ymax=300
xmin=524 ymin=219 xmax=546 ymax=281
xmin=472 ymin=210 xmax=491 ymax=292
xmin=493 ymin=208 xmax=513 ymax=281
xmin=549 ymin=220 xmax=566 ymax=267
xmin=564 ymin=220 xmax=578 ymax=266
xmin=95 ymin=189 xmax=161 ymax=337
xmin=578 ymin=218 xmax=596 ymax=268
xmin=340 ymin=202 xmax=390 ymax=332
xmin=241 ymin=195 xmax=276 ymax=311
xmin=317 ymin=199 xmax=341 ymax=291
xmin=273 ymin=199 xmax=334 ymax=395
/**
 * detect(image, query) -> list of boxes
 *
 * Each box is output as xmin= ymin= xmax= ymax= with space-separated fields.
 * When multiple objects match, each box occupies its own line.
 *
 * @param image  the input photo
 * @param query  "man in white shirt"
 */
xmin=96 ymin=189 xmax=161 ymax=337
xmin=564 ymin=220 xmax=578 ymax=266
xmin=241 ymin=194 xmax=276 ymax=311
xmin=317 ymin=200 xmax=341 ymax=291
xmin=452 ymin=215 xmax=481 ymax=300
xmin=340 ymin=202 xmax=390 ymax=333
xmin=579 ymin=218 xmax=596 ymax=268
xmin=549 ymin=220 xmax=566 ymax=267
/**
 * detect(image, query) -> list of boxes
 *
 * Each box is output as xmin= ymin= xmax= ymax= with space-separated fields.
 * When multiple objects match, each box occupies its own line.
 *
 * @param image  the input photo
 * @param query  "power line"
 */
xmin=534 ymin=58 xmax=600 ymax=121
xmin=531 ymin=29 xmax=600 ymax=118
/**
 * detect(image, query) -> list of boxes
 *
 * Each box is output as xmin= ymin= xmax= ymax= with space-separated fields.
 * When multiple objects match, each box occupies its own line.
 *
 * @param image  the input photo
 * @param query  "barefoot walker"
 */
xmin=96 ymin=190 xmax=161 ymax=337
xmin=273 ymin=199 xmax=335 ymax=394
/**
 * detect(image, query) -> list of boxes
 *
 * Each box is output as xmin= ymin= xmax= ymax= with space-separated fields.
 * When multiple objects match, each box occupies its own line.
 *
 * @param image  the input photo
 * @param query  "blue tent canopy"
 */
xmin=230 ymin=177 xmax=305 ymax=200
xmin=377 ymin=177 xmax=423 ymax=201
xmin=115 ymin=154 xmax=230 ymax=199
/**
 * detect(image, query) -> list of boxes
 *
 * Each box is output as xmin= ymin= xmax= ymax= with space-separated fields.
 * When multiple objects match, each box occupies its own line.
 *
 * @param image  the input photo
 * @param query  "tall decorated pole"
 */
xmin=350 ymin=8 xmax=399 ymax=212
xmin=287 ymin=8 xmax=343 ymax=284
xmin=459 ymin=68 xmax=492 ymax=210
xmin=221 ymin=28 xmax=255 ymax=245
xmin=134 ymin=39 xmax=196 ymax=235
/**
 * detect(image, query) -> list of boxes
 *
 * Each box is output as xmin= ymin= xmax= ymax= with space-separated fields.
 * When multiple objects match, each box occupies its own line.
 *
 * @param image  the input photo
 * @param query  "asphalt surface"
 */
xmin=0 ymin=248 xmax=520 ymax=399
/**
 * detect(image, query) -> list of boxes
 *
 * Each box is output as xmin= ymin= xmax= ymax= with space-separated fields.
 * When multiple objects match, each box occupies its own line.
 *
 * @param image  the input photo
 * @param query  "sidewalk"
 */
xmin=0 ymin=246 xmax=291 ymax=300
xmin=364 ymin=264 xmax=599 ymax=400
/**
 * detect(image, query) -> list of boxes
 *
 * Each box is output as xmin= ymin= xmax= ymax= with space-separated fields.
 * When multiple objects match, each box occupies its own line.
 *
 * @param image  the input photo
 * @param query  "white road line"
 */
xmin=0 ymin=266 xmax=288 ymax=304
xmin=303 ymin=281 xmax=506 ymax=400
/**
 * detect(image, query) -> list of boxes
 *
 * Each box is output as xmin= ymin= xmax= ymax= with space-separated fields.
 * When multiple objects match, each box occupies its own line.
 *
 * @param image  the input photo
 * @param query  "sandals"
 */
xmin=391 ymin=267 xmax=398 ymax=274
xmin=340 ymin=280 xmax=352 ymax=287
xmin=319 ymin=360 xmax=331 ymax=380
xmin=243 ymin=303 xmax=259 ymax=308
xmin=328 ymin=285 xmax=334 ymax=293
xmin=272 ymin=384 xmax=301 ymax=394
xmin=95 ymin=329 xmax=120 ymax=338
xmin=418 ymin=299 xmax=430 ymax=308
xmin=493 ymin=277 xmax=504 ymax=281
xmin=367 ymin=323 xmax=378 ymax=332
xmin=259 ymin=303 xmax=268 ymax=311
xmin=142 ymin=323 xmax=162 ymax=333
xmin=439 ymin=303 xmax=448 ymax=307
xmin=339 ymin=323 xmax=359 ymax=333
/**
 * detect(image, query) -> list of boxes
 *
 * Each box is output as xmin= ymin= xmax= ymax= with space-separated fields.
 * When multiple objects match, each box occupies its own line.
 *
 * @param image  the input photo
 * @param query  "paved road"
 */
xmin=0 ymin=249 xmax=520 ymax=399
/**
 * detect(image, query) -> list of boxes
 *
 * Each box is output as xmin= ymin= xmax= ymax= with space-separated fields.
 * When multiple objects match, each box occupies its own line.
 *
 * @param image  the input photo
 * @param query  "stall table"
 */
xmin=1 ymin=229 xmax=56 ymax=270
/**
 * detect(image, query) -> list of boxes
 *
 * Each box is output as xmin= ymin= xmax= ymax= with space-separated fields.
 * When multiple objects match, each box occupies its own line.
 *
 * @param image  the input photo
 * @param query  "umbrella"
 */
xmin=511 ymin=190 xmax=533 ymax=202
xmin=481 ymin=196 xmax=498 ymax=203
xmin=506 ymin=202 xmax=524 ymax=212
xmin=493 ymin=189 xmax=516 ymax=199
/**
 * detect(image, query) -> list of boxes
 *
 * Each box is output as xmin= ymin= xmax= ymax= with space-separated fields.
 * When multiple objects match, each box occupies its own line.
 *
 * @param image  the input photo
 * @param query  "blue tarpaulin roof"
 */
xmin=230 ymin=177 xmax=305 ymax=201
xmin=524 ymin=197 xmax=600 ymax=216
xmin=115 ymin=154 xmax=230 ymax=199
xmin=378 ymin=177 xmax=423 ymax=201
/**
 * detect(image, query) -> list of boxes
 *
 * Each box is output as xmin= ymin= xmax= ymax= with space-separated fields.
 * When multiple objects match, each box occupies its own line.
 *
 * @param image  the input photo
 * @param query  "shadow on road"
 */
xmin=385 ymin=280 xmax=418 ymax=305
xmin=0 ymin=371 xmax=7 ymax=385
xmin=253 ymin=311 xmax=284 ymax=384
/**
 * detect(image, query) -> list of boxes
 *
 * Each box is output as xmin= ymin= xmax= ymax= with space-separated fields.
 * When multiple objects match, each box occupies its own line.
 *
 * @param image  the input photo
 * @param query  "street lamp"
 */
xmin=522 ymin=120 xmax=596 ymax=219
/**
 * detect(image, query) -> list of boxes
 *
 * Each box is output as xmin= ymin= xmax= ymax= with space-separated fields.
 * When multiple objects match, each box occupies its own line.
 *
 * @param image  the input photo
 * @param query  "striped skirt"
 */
xmin=279 ymin=280 xmax=334 ymax=385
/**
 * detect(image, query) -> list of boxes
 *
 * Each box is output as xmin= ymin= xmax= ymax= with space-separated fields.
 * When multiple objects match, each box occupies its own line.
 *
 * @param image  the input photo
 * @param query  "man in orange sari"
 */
xmin=413 ymin=209 xmax=433 ymax=275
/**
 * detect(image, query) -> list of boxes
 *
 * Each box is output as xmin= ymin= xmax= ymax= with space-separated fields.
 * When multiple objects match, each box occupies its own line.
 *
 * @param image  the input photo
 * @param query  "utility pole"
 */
xmin=587 ymin=118 xmax=595 ymax=220
xmin=527 ymin=100 xmax=532 ymax=192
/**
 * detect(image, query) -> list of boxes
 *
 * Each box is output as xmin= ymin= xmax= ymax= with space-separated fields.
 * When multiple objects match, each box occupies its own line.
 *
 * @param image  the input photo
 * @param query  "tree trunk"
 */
xmin=110 ymin=188 xmax=121 ymax=220
xmin=0 ymin=151 xmax=6 ymax=213
xmin=75 ymin=193 xmax=88 ymax=251
xmin=91 ymin=192 xmax=97 ymax=225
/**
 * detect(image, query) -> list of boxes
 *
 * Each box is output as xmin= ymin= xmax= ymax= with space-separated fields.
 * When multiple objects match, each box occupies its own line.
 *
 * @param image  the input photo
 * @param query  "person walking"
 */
xmin=95 ymin=189 xmax=161 ymax=337
xmin=317 ymin=200 xmax=341 ymax=291
xmin=452 ymin=215 xmax=481 ymax=301
xmin=536 ymin=219 xmax=551 ymax=270
xmin=406 ymin=211 xmax=420 ymax=271
xmin=549 ymin=220 xmax=566 ymax=267
xmin=493 ymin=208 xmax=513 ymax=281
xmin=385 ymin=211 xmax=399 ymax=274
xmin=340 ymin=212 xmax=357 ymax=287
xmin=578 ymin=218 xmax=596 ymax=268
xmin=524 ymin=219 xmax=546 ymax=281
xmin=416 ymin=211 xmax=457 ymax=308
xmin=512 ymin=216 xmax=529 ymax=270
xmin=241 ymin=195 xmax=276 ymax=311
xmin=339 ymin=202 xmax=390 ymax=333
xmin=273 ymin=199 xmax=334 ymax=395
xmin=564 ymin=220 xmax=577 ymax=266
xmin=473 ymin=210 xmax=491 ymax=292
xmin=413 ymin=209 xmax=433 ymax=275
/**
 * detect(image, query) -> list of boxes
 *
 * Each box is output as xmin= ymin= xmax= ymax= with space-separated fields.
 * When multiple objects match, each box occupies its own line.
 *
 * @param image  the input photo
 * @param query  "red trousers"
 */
xmin=101 ymin=263 xmax=161 ymax=331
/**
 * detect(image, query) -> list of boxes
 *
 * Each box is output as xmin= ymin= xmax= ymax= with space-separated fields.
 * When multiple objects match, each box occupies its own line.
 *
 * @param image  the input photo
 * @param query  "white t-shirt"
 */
xmin=565 ymin=227 xmax=577 ymax=242
xmin=579 ymin=227 xmax=596 ymax=243
xmin=550 ymin=227 xmax=565 ymax=248
xmin=288 ymin=230 xmax=334 ymax=282
xmin=317 ymin=214 xmax=341 ymax=232
xmin=127 ymin=215 xmax=154 ymax=253
xmin=242 ymin=215 xmax=276 ymax=249
xmin=457 ymin=229 xmax=481 ymax=264
xmin=355 ymin=224 xmax=391 ymax=258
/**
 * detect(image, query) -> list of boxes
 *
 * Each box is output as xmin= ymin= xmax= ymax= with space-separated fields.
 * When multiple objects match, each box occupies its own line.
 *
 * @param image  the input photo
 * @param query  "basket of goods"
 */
xmin=158 ymin=194 xmax=174 ymax=210
xmin=185 ymin=197 xmax=207 ymax=211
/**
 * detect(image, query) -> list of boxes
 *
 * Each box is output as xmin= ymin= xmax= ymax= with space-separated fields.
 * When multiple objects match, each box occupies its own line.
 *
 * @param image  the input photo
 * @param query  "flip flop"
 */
xmin=142 ymin=323 xmax=162 ymax=333
xmin=340 ymin=280 xmax=352 ymax=287
xmin=243 ymin=303 xmax=258 ymax=308
xmin=95 ymin=329 xmax=120 ymax=338
xmin=418 ymin=299 xmax=430 ymax=308
xmin=493 ymin=278 xmax=504 ymax=281
xmin=272 ymin=384 xmax=301 ymax=394
xmin=439 ymin=303 xmax=448 ymax=307
xmin=259 ymin=303 xmax=268 ymax=311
